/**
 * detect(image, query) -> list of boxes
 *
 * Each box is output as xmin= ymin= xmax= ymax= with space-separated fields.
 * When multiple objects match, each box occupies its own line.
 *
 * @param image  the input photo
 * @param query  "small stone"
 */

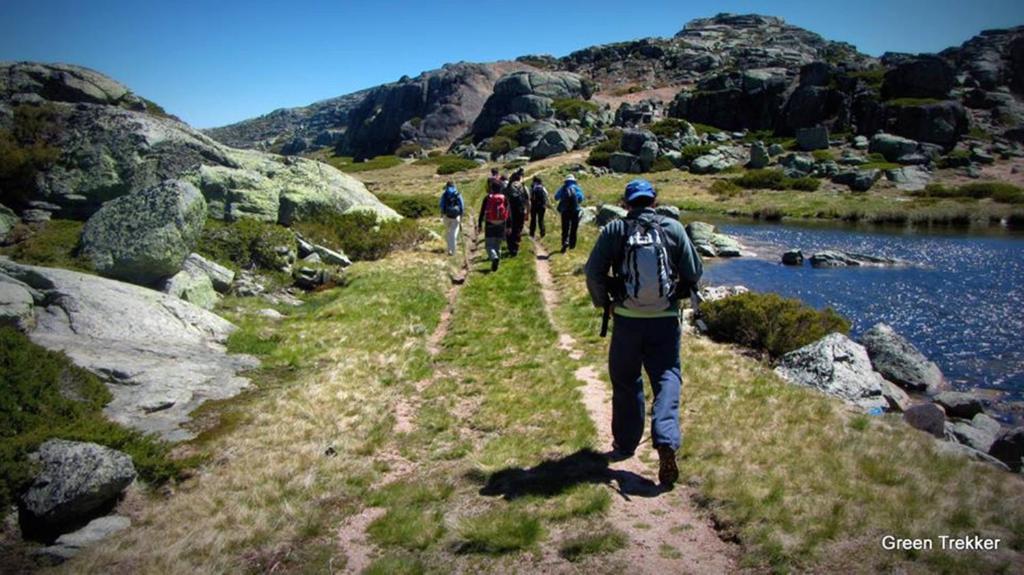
xmin=781 ymin=249 xmax=804 ymax=266
xmin=903 ymin=403 xmax=946 ymax=438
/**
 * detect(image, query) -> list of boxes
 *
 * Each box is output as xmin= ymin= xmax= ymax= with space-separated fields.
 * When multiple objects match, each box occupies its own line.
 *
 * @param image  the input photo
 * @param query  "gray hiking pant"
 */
xmin=484 ymin=221 xmax=505 ymax=262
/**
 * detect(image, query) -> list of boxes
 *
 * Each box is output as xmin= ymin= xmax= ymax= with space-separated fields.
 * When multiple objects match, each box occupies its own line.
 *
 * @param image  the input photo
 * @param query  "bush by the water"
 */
xmin=376 ymin=193 xmax=436 ymax=219
xmin=734 ymin=169 xmax=821 ymax=192
xmin=702 ymin=292 xmax=850 ymax=359
xmin=198 ymin=218 xmax=296 ymax=271
xmin=916 ymin=181 xmax=1024 ymax=204
xmin=0 ymin=327 xmax=187 ymax=511
xmin=294 ymin=211 xmax=426 ymax=261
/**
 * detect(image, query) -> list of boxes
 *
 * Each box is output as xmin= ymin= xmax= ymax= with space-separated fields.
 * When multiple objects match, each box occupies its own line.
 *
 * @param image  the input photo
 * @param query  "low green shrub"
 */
xmin=495 ymin=122 xmax=531 ymax=143
xmin=916 ymin=182 xmax=1024 ymax=204
xmin=552 ymin=99 xmax=598 ymax=121
xmin=649 ymin=118 xmax=692 ymax=138
xmin=198 ymin=218 xmax=296 ymax=271
xmin=812 ymin=150 xmax=835 ymax=162
xmin=483 ymin=136 xmax=515 ymax=155
xmin=848 ymin=68 xmax=886 ymax=89
xmin=394 ymin=143 xmax=423 ymax=158
xmin=648 ymin=156 xmax=675 ymax=172
xmin=586 ymin=130 xmax=625 ymax=167
xmin=559 ymin=528 xmax=628 ymax=562
xmin=0 ymin=327 xmax=188 ymax=511
xmin=709 ymin=179 xmax=742 ymax=198
xmin=345 ymin=155 xmax=403 ymax=172
xmin=680 ymin=144 xmax=715 ymax=165
xmin=702 ymin=292 xmax=851 ymax=359
xmin=376 ymin=193 xmax=437 ymax=219
xmin=885 ymin=97 xmax=944 ymax=107
xmin=689 ymin=122 xmax=723 ymax=135
xmin=0 ymin=220 xmax=92 ymax=271
xmin=586 ymin=151 xmax=611 ymax=167
xmin=293 ymin=211 xmax=426 ymax=261
xmin=0 ymin=104 xmax=63 ymax=208
xmin=734 ymin=169 xmax=820 ymax=192
xmin=735 ymin=169 xmax=788 ymax=190
xmin=435 ymin=156 xmax=479 ymax=175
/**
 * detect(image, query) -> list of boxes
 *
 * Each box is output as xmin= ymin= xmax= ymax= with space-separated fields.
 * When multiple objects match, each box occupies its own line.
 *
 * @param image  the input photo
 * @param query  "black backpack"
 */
xmin=507 ymin=182 xmax=528 ymax=215
xmin=562 ymin=183 xmax=580 ymax=211
xmin=531 ymin=184 xmax=548 ymax=208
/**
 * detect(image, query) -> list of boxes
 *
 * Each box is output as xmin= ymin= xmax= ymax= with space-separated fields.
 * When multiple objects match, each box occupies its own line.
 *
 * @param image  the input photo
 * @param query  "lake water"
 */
xmin=701 ymin=219 xmax=1024 ymax=401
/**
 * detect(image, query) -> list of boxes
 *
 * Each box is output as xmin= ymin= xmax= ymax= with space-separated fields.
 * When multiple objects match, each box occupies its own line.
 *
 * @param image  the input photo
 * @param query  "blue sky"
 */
xmin=2 ymin=0 xmax=1023 ymax=128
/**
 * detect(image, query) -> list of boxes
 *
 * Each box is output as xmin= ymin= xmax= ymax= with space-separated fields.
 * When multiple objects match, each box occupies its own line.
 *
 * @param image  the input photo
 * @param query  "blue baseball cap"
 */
xmin=624 ymin=179 xmax=656 ymax=202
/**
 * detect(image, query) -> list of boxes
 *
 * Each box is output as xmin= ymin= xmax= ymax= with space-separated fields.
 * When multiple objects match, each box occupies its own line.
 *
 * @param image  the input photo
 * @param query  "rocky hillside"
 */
xmin=0 ymin=62 xmax=397 ymax=223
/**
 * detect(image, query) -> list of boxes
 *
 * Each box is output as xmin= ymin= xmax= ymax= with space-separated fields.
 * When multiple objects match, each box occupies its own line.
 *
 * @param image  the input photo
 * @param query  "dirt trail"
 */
xmin=339 ymin=223 xmax=480 ymax=574
xmin=530 ymin=238 xmax=739 ymax=574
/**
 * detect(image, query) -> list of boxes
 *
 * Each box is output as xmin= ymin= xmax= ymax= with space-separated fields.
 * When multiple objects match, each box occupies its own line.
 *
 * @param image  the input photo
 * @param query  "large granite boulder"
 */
xmin=934 ymin=391 xmax=985 ymax=419
xmin=621 ymin=129 xmax=658 ymax=155
xmin=748 ymin=141 xmax=770 ymax=168
xmin=81 ymin=180 xmax=206 ymax=286
xmin=0 ymin=62 xmax=396 ymax=223
xmin=989 ymin=427 xmax=1024 ymax=472
xmin=774 ymin=333 xmax=889 ymax=412
xmin=868 ymin=133 xmax=920 ymax=162
xmin=889 ymin=100 xmax=968 ymax=148
xmin=0 ymin=259 xmax=258 ymax=441
xmin=160 ymin=268 xmax=218 ymax=310
xmin=796 ymin=126 xmax=829 ymax=151
xmin=530 ymin=127 xmax=579 ymax=160
xmin=0 ymin=203 xmax=17 ymax=242
xmin=182 ymin=253 xmax=234 ymax=293
xmin=471 ymin=70 xmax=591 ymax=139
xmin=882 ymin=56 xmax=956 ymax=100
xmin=832 ymin=169 xmax=881 ymax=192
xmin=860 ymin=323 xmax=945 ymax=394
xmin=18 ymin=440 xmax=136 ymax=540
xmin=669 ymin=68 xmax=789 ymax=132
xmin=0 ymin=272 xmax=37 ymax=331
xmin=903 ymin=403 xmax=946 ymax=437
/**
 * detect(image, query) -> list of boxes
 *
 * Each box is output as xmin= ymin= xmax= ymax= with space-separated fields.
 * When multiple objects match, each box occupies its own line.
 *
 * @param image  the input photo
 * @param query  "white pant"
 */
xmin=444 ymin=216 xmax=461 ymax=255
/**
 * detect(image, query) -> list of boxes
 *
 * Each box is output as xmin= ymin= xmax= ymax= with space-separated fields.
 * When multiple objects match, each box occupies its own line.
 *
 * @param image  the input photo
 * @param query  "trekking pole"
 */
xmin=689 ymin=287 xmax=707 ymax=333
xmin=600 ymin=302 xmax=611 ymax=338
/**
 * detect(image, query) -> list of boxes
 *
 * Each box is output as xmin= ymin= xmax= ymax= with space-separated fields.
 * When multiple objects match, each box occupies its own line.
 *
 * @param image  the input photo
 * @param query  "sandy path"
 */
xmin=530 ymin=238 xmax=740 ymax=574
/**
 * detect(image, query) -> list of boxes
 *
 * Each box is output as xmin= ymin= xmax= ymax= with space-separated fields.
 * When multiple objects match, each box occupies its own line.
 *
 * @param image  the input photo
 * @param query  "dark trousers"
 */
xmin=560 ymin=210 xmax=580 ymax=250
xmin=529 ymin=207 xmax=546 ymax=238
xmin=507 ymin=211 xmax=526 ymax=255
xmin=608 ymin=315 xmax=682 ymax=452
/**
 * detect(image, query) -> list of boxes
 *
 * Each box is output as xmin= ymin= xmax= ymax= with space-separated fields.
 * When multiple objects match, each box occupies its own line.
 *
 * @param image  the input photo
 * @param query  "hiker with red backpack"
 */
xmin=583 ymin=179 xmax=703 ymax=487
xmin=504 ymin=169 xmax=530 ymax=257
xmin=477 ymin=177 xmax=510 ymax=271
xmin=554 ymin=174 xmax=585 ymax=253
xmin=439 ymin=180 xmax=464 ymax=256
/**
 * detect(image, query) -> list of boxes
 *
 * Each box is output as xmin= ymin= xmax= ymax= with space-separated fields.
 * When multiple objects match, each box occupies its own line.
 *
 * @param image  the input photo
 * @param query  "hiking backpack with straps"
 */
xmin=484 ymin=193 xmax=509 ymax=223
xmin=531 ymin=184 xmax=547 ymax=208
xmin=443 ymin=189 xmax=462 ymax=218
xmin=506 ymin=182 xmax=528 ymax=215
xmin=615 ymin=216 xmax=677 ymax=312
xmin=562 ymin=183 xmax=579 ymax=211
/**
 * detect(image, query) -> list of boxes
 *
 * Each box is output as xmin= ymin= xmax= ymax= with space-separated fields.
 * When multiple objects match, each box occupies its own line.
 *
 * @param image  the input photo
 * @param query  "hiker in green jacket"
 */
xmin=583 ymin=179 xmax=703 ymax=486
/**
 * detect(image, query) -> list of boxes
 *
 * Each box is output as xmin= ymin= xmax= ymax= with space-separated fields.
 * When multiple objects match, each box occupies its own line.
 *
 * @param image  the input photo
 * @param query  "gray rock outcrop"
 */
xmin=596 ymin=205 xmax=628 ymax=226
xmin=903 ymin=403 xmax=946 ymax=437
xmin=33 ymin=515 xmax=131 ymax=565
xmin=182 ymin=253 xmax=234 ymax=293
xmin=160 ymin=268 xmax=218 ymax=310
xmin=18 ymin=440 xmax=136 ymax=540
xmin=0 ymin=62 xmax=397 ymax=224
xmin=0 ymin=259 xmax=258 ymax=441
xmin=472 ymin=70 xmax=591 ymax=139
xmin=934 ymin=391 xmax=985 ymax=419
xmin=860 ymin=323 xmax=945 ymax=394
xmin=80 ymin=180 xmax=206 ymax=285
xmin=809 ymin=250 xmax=901 ymax=267
xmin=0 ymin=203 xmax=17 ymax=242
xmin=773 ymin=333 xmax=889 ymax=412
xmin=988 ymin=427 xmax=1024 ymax=472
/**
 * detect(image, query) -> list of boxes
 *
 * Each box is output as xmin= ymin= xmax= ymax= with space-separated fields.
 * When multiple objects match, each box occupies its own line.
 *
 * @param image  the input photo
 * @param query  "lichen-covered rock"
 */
xmin=1 ymin=258 xmax=257 ymax=441
xmin=860 ymin=323 xmax=945 ymax=394
xmin=934 ymin=391 xmax=985 ymax=419
xmin=18 ymin=440 xmax=136 ymax=540
xmin=0 ymin=273 xmax=37 ymax=331
xmin=472 ymin=70 xmax=590 ymax=139
xmin=0 ymin=203 xmax=18 ymax=242
xmin=182 ymin=253 xmax=234 ymax=294
xmin=81 ymin=179 xmax=206 ymax=286
xmin=748 ymin=141 xmax=770 ymax=168
xmin=596 ymin=205 xmax=627 ymax=226
xmin=868 ymin=133 xmax=920 ymax=162
xmin=160 ymin=268 xmax=218 ymax=310
xmin=774 ymin=333 xmax=889 ymax=412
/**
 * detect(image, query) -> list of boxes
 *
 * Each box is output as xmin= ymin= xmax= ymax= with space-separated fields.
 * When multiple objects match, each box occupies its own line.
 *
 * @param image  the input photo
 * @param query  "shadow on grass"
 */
xmin=477 ymin=449 xmax=668 ymax=501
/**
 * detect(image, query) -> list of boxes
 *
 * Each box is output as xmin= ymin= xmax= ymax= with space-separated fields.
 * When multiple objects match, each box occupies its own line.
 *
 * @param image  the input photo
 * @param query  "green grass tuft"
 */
xmin=456 ymin=508 xmax=544 ymax=554
xmin=559 ymin=527 xmax=628 ymax=562
xmin=0 ymin=219 xmax=92 ymax=272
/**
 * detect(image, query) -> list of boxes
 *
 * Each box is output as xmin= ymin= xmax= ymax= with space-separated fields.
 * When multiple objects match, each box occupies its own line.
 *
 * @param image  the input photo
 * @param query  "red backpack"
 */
xmin=484 ymin=192 xmax=509 ymax=223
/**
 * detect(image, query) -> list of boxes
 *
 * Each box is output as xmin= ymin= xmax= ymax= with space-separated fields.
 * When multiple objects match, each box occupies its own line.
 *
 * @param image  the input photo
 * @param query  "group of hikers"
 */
xmin=437 ymin=170 xmax=703 ymax=486
xmin=437 ymin=167 xmax=585 ymax=270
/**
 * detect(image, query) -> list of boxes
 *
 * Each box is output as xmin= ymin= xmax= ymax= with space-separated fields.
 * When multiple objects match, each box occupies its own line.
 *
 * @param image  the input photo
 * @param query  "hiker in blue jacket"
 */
xmin=439 ymin=180 xmax=464 ymax=256
xmin=583 ymin=179 xmax=703 ymax=487
xmin=554 ymin=174 xmax=585 ymax=253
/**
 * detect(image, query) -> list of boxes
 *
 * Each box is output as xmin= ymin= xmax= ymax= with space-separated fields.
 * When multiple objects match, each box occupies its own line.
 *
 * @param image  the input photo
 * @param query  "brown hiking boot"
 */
xmin=657 ymin=445 xmax=678 ymax=486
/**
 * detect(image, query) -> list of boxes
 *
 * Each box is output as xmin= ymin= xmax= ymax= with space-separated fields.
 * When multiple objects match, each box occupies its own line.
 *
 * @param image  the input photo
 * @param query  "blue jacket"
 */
xmin=440 ymin=186 xmax=464 ymax=216
xmin=554 ymin=182 xmax=584 ymax=213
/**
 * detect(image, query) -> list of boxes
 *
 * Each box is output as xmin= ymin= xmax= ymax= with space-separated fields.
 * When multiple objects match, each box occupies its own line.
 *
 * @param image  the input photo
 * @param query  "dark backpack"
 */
xmin=443 ymin=189 xmax=462 ymax=218
xmin=507 ymin=182 xmax=528 ymax=215
xmin=615 ymin=217 xmax=677 ymax=312
xmin=484 ymin=193 xmax=509 ymax=223
xmin=562 ymin=184 xmax=580 ymax=211
xmin=530 ymin=184 xmax=548 ymax=208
